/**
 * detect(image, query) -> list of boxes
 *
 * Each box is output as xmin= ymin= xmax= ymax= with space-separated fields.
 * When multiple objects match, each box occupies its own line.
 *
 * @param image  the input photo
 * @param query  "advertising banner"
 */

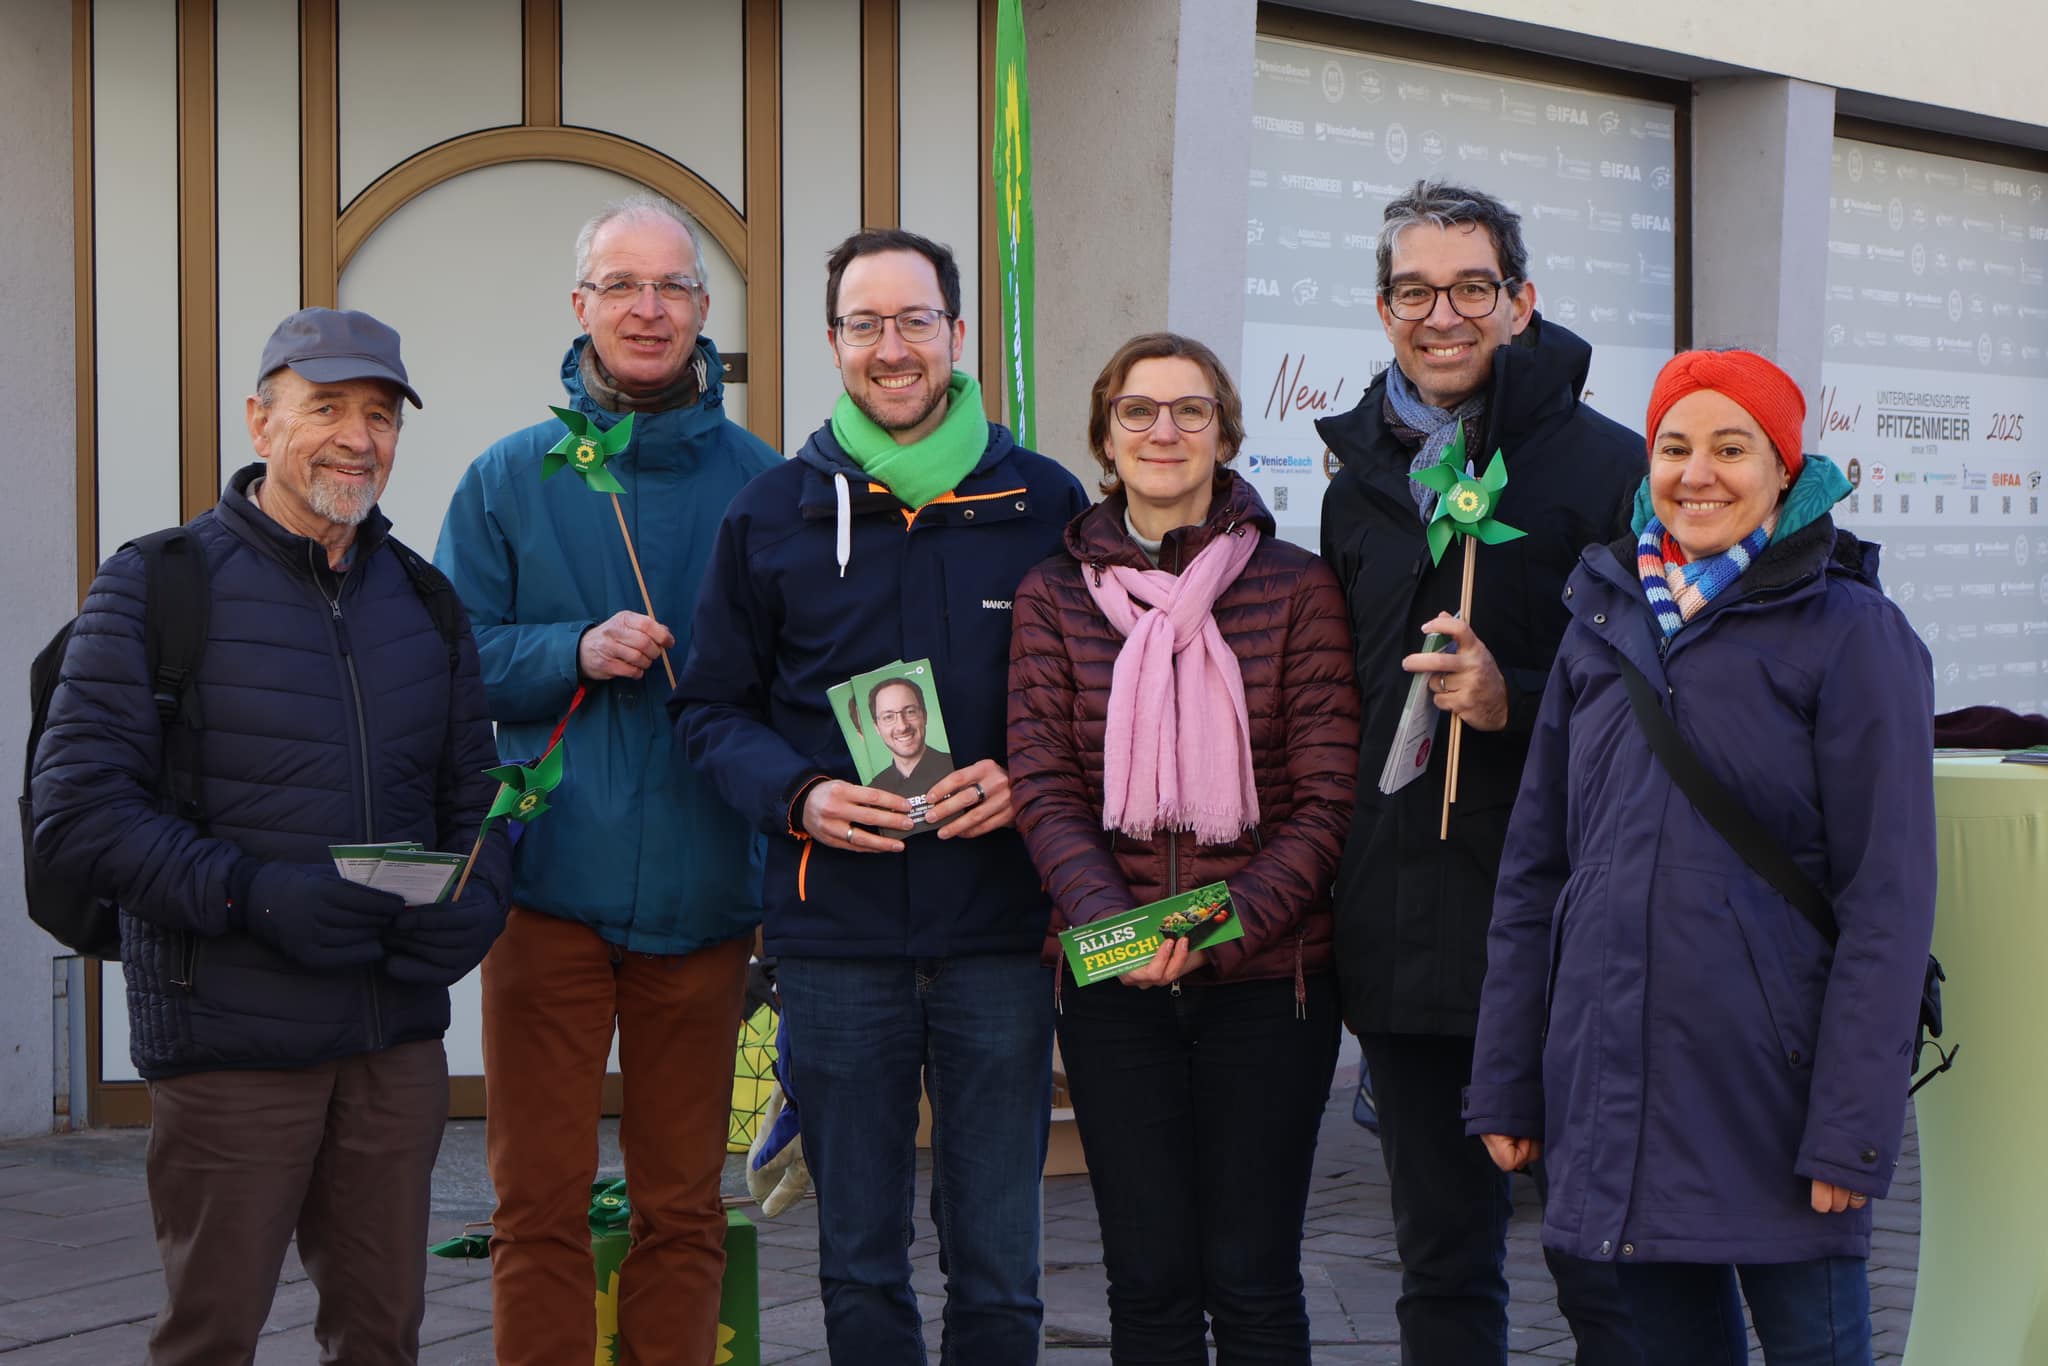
xmin=1821 ymin=137 xmax=2048 ymax=712
xmin=1243 ymin=37 xmax=1678 ymax=550
xmin=994 ymin=0 xmax=1038 ymax=448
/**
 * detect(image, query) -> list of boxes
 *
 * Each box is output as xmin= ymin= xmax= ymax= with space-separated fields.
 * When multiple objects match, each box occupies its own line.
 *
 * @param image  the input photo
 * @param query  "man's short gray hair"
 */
xmin=574 ymin=193 xmax=708 ymax=285
xmin=254 ymin=369 xmax=404 ymax=428
xmin=1376 ymin=180 xmax=1529 ymax=296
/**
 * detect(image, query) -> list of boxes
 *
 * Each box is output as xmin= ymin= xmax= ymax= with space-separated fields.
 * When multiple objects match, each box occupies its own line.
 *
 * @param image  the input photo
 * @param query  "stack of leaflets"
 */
xmin=330 ymin=842 xmax=466 ymax=905
xmin=828 ymin=658 xmax=957 ymax=834
xmin=1057 ymin=882 xmax=1245 ymax=985
xmin=1378 ymin=630 xmax=1452 ymax=795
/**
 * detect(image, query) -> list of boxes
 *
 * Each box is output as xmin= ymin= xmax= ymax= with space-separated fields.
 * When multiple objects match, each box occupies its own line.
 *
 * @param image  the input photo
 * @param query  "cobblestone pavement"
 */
xmin=0 ymin=1085 xmax=1919 ymax=1363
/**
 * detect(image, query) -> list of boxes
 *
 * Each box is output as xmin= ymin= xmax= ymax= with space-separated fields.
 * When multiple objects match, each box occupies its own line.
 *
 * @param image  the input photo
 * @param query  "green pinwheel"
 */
xmin=484 ymin=741 xmax=566 ymax=824
xmin=544 ymin=406 xmax=633 ymax=494
xmin=1408 ymin=423 xmax=1527 ymax=566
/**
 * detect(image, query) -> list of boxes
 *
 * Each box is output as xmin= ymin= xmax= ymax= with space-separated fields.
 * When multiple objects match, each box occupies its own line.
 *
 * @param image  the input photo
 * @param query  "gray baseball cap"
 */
xmin=256 ymin=307 xmax=423 ymax=408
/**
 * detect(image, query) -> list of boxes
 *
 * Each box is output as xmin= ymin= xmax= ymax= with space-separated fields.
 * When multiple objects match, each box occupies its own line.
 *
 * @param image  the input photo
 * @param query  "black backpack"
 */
xmin=20 ymin=525 xmax=462 ymax=959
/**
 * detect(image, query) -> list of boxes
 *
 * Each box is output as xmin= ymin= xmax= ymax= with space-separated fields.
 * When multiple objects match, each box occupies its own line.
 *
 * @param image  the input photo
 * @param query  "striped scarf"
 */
xmin=1638 ymin=515 xmax=1775 ymax=637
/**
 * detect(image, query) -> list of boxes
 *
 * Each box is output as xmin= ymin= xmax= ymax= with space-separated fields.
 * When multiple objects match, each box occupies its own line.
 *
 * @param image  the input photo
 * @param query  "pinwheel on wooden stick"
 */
xmin=545 ymin=407 xmax=675 ymax=687
xmin=1408 ymin=423 xmax=1526 ymax=839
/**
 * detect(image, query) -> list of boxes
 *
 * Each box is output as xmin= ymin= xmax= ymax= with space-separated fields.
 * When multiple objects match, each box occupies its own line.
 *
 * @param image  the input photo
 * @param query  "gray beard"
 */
xmin=306 ymin=470 xmax=376 ymax=527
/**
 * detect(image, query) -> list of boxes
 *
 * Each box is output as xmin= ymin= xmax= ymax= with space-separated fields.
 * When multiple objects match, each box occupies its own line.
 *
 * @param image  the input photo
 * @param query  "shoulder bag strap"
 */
xmin=1614 ymin=650 xmax=1838 ymax=944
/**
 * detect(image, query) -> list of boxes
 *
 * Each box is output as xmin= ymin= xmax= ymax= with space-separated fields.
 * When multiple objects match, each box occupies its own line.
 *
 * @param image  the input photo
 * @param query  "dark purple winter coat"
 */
xmin=1464 ymin=490 xmax=1935 ymax=1266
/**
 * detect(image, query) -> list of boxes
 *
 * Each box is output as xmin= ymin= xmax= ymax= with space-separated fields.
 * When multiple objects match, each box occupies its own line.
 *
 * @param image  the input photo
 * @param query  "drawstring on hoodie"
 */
xmin=833 ymin=471 xmax=852 ymax=577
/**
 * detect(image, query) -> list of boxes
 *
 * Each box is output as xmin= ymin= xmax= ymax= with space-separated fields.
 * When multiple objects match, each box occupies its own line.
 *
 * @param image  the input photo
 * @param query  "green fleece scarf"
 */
xmin=830 ymin=371 xmax=986 ymax=509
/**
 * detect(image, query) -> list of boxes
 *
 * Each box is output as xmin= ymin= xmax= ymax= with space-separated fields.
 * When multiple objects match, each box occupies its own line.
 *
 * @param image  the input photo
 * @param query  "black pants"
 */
xmin=1358 ymin=1031 xmax=1640 ymax=1366
xmin=1059 ymin=973 xmax=1342 ymax=1364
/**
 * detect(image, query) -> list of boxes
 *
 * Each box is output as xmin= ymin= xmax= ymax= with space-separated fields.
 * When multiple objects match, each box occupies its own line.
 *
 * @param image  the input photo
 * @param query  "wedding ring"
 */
xmin=974 ymin=782 xmax=987 ymax=802
xmin=1848 ymin=1193 xmax=1867 ymax=1207
xmin=845 ymin=824 xmax=856 ymax=842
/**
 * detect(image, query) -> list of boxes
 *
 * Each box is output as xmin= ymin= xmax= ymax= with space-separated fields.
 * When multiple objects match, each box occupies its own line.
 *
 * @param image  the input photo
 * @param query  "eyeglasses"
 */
xmin=833 ymin=309 xmax=953 ymax=346
xmin=1110 ymin=394 xmax=1219 ymax=434
xmin=580 ymin=276 xmax=703 ymax=304
xmin=1383 ymin=279 xmax=1515 ymax=321
xmin=875 ymin=705 xmax=924 ymax=727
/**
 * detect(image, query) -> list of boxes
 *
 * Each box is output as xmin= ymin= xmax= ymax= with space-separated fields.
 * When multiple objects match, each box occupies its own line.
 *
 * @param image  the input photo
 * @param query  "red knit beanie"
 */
xmin=1644 ymin=350 xmax=1806 ymax=480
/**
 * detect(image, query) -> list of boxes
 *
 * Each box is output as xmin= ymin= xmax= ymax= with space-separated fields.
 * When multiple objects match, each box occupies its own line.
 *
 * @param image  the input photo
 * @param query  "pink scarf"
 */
xmin=1083 ymin=526 xmax=1262 ymax=843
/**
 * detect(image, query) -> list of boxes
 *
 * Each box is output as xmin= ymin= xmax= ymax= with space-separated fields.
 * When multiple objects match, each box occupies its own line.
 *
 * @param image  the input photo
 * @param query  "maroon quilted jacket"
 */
xmin=1008 ymin=472 xmax=1358 ymax=986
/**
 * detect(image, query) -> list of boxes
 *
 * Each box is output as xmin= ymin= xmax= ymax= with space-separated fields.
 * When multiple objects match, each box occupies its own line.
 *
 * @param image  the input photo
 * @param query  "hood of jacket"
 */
xmin=792 ymin=412 xmax=1020 ymax=578
xmin=1062 ymin=468 xmax=1276 ymax=572
xmin=1314 ymin=312 xmax=1594 ymax=471
xmin=1628 ymin=451 xmax=1855 ymax=545
xmin=556 ymin=333 xmax=738 ymax=466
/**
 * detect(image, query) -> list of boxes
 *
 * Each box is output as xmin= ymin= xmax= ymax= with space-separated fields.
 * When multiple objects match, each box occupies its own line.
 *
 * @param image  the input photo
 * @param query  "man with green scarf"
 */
xmin=674 ymin=228 xmax=1087 ymax=1364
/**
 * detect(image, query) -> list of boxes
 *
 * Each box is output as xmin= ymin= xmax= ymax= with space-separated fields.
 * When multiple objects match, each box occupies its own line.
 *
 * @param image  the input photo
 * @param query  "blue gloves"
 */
xmin=228 ymin=860 xmax=403 ymax=971
xmin=382 ymin=882 xmax=507 ymax=986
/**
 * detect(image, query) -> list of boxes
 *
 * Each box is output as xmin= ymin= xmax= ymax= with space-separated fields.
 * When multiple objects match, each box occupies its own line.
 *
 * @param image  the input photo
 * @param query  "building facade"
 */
xmin=0 ymin=0 xmax=2040 ymax=1136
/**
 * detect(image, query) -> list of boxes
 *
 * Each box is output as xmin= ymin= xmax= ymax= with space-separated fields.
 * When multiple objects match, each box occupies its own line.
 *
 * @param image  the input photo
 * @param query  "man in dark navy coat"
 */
xmin=1317 ymin=181 xmax=1645 ymax=1366
xmin=31 ymin=309 xmax=508 ymax=1366
xmin=675 ymin=229 xmax=1087 ymax=1364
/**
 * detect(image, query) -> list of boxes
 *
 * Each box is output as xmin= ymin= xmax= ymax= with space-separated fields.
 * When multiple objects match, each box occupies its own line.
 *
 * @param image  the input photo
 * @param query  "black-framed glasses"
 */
xmin=1383 ymin=278 xmax=1515 ymax=321
xmin=1110 ymin=394 xmax=1219 ymax=434
xmin=833 ymin=309 xmax=953 ymax=346
xmin=579 ymin=276 xmax=703 ymax=303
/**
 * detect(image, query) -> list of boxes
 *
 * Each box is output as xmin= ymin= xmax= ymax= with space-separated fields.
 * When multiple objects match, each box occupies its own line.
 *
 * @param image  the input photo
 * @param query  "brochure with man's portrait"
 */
xmin=826 ymin=658 xmax=958 ymax=834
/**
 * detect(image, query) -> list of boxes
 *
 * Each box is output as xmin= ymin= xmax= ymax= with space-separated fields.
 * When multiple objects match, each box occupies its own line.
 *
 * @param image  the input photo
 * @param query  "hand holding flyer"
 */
xmin=1058 ymin=883 xmax=1245 ymax=985
xmin=1379 ymin=630 xmax=1453 ymax=796
xmin=826 ymin=658 xmax=959 ymax=835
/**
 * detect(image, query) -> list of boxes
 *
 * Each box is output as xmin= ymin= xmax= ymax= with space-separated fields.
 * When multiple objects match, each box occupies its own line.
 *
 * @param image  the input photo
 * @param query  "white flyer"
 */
xmin=1377 ymin=633 xmax=1452 ymax=796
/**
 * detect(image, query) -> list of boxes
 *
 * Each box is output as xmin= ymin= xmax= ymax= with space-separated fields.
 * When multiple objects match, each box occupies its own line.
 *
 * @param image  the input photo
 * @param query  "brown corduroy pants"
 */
xmin=482 ymin=907 xmax=751 ymax=1366
xmin=143 ymin=1038 xmax=449 ymax=1366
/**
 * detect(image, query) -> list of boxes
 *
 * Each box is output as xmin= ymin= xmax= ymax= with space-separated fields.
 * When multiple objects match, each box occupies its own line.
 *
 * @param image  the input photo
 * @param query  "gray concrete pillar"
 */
xmin=1690 ymin=76 xmax=1837 ymax=449
xmin=1026 ymin=0 xmax=1255 ymax=476
xmin=0 ymin=0 xmax=79 ymax=1137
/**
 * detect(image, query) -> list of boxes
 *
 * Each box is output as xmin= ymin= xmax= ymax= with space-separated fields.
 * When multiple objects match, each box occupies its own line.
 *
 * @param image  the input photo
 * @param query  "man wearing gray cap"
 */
xmin=30 ymin=307 xmax=509 ymax=1365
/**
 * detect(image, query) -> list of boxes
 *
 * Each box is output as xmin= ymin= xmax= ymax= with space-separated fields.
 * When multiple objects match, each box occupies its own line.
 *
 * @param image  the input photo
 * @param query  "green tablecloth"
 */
xmin=1905 ymin=756 xmax=2048 ymax=1365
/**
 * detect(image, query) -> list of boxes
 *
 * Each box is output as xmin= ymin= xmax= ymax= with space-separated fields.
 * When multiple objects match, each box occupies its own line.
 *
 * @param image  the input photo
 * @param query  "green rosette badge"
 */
xmin=544 ymin=406 xmax=632 ymax=493
xmin=1408 ymin=422 xmax=1526 ymax=566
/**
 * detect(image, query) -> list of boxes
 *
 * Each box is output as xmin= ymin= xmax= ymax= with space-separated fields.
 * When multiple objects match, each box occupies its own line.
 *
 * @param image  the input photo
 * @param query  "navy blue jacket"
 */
xmin=1465 ymin=481 xmax=1935 ymax=1264
xmin=31 ymin=464 xmax=510 ymax=1079
xmin=672 ymin=420 xmax=1088 ymax=958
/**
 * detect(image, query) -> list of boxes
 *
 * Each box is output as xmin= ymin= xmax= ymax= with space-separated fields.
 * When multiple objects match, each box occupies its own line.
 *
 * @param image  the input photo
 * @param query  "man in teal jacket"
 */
xmin=435 ymin=193 xmax=777 ymax=1366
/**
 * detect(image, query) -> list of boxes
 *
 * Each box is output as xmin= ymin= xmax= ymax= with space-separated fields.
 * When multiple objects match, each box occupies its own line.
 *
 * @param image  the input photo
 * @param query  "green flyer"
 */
xmin=1058 ymin=882 xmax=1243 ymax=986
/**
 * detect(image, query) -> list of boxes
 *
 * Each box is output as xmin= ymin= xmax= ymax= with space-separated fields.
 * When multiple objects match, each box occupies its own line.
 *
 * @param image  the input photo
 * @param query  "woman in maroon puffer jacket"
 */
xmin=1009 ymin=332 xmax=1359 ymax=1363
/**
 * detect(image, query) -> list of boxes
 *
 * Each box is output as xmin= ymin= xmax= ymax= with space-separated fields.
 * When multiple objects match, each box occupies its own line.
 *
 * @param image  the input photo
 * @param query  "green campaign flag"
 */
xmin=484 ymin=741 xmax=566 ymax=824
xmin=1408 ymin=422 xmax=1527 ymax=566
xmin=993 ymin=0 xmax=1037 ymax=448
xmin=544 ymin=407 xmax=632 ymax=494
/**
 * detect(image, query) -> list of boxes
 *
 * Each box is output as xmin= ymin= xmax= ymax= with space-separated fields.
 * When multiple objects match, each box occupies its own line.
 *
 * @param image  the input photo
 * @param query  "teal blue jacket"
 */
xmin=435 ymin=336 xmax=778 ymax=953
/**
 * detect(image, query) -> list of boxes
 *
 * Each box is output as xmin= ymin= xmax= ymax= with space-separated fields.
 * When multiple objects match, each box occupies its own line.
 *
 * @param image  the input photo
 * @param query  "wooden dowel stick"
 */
xmin=1440 ymin=537 xmax=1480 ymax=838
xmin=451 ymin=824 xmax=489 ymax=901
xmin=611 ymin=491 xmax=676 ymax=688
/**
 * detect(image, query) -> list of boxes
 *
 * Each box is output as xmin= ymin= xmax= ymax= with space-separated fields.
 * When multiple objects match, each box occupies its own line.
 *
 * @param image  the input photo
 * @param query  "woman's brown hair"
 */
xmin=1086 ymin=332 xmax=1246 ymax=495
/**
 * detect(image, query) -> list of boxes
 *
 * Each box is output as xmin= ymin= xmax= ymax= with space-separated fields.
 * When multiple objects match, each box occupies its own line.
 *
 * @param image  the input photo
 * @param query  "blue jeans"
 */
xmin=1057 ymin=972 xmax=1341 ymax=1364
xmin=778 ymin=954 xmax=1053 ymax=1365
xmin=1359 ymin=1032 xmax=1640 ymax=1366
xmin=1616 ymin=1258 xmax=1872 ymax=1366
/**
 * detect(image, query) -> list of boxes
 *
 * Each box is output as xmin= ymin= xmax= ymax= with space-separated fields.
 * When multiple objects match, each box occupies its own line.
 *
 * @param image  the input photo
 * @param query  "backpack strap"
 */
xmin=1614 ymin=649 xmax=1838 ymax=944
xmin=384 ymin=535 xmax=462 ymax=666
xmin=127 ymin=528 xmax=211 ymax=827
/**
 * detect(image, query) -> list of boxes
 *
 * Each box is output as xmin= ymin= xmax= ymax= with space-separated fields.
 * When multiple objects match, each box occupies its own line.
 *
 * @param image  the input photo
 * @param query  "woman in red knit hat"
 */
xmin=1464 ymin=349 xmax=1936 ymax=1365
